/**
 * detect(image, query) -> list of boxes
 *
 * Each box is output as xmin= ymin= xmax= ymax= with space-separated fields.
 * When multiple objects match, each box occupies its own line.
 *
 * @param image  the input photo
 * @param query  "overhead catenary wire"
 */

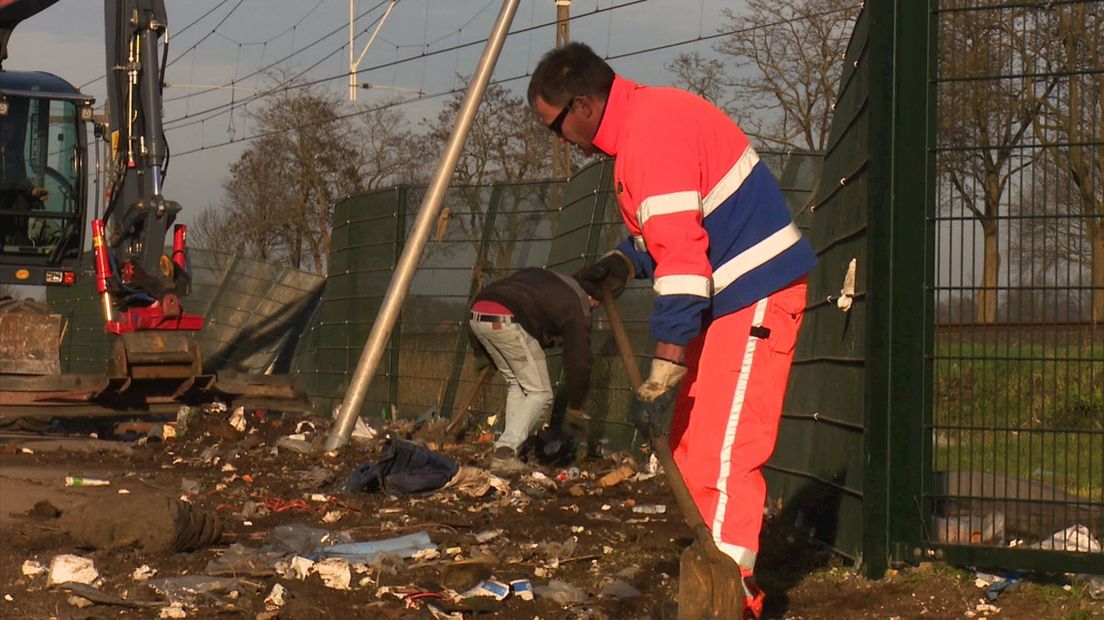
xmin=167 ymin=2 xmax=858 ymax=155
xmin=163 ymin=0 xmax=650 ymax=130
xmin=163 ymin=0 xmax=391 ymax=104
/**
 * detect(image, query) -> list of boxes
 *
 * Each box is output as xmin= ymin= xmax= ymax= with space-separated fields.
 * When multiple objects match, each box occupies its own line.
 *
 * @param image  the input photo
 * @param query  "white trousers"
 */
xmin=469 ymin=319 xmax=554 ymax=451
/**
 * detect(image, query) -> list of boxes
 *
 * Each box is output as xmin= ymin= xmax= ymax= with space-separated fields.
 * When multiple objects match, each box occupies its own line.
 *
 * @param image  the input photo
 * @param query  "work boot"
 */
xmin=489 ymin=446 xmax=526 ymax=476
xmin=743 ymin=578 xmax=765 ymax=619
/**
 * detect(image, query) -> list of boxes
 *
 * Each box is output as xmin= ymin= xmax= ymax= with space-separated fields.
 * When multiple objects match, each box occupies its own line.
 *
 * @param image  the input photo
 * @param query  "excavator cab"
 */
xmin=0 ymin=71 xmax=93 ymax=287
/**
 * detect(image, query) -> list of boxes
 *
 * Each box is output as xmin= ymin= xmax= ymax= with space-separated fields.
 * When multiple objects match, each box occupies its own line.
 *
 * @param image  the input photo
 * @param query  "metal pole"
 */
xmin=325 ymin=0 xmax=521 ymax=451
xmin=349 ymin=0 xmax=355 ymax=101
xmin=551 ymin=0 xmax=571 ymax=177
xmin=350 ymin=0 xmax=400 ymax=101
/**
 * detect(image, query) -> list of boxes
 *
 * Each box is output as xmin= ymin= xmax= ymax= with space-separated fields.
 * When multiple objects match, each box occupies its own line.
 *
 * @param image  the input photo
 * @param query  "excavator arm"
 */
xmin=96 ymin=0 xmax=200 ymax=334
xmin=0 ymin=1 xmax=310 ymax=422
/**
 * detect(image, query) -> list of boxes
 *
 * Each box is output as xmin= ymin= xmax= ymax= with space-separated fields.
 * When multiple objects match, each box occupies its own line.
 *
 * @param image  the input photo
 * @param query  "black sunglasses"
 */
xmin=547 ymin=98 xmax=574 ymax=136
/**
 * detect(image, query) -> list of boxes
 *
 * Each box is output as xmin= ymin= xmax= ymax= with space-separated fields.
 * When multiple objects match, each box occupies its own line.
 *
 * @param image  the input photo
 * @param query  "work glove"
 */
xmin=563 ymin=407 xmax=590 ymax=440
xmin=630 ymin=358 xmax=687 ymax=436
xmin=573 ymin=250 xmax=635 ymax=299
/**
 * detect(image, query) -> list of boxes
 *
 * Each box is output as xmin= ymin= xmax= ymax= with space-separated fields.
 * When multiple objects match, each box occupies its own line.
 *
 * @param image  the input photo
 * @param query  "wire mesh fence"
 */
xmin=929 ymin=0 xmax=1103 ymax=571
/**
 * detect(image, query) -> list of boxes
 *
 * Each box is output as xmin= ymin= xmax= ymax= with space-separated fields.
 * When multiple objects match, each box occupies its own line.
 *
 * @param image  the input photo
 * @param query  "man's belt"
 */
xmin=471 ymin=312 xmax=513 ymax=324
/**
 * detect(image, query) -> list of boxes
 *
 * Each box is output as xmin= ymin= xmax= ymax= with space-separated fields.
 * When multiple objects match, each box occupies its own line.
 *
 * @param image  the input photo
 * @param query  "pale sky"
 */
xmin=6 ymin=0 xmax=742 ymax=225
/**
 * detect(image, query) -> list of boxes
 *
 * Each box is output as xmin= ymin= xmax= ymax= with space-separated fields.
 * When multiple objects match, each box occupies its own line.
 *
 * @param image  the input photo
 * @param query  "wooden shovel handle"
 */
xmin=445 ymin=365 xmax=493 ymax=438
xmin=600 ymin=288 xmax=718 ymax=549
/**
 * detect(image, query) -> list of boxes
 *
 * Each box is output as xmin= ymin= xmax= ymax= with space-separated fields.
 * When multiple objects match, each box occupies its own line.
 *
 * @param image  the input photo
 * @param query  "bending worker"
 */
xmin=527 ymin=42 xmax=816 ymax=617
xmin=467 ymin=267 xmax=598 ymax=475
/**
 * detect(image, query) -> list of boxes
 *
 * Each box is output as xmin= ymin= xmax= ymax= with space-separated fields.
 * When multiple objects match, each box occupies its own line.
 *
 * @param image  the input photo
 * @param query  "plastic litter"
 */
xmin=205 ymin=543 xmax=280 ymax=577
xmin=266 ymin=523 xmax=353 ymax=557
xmin=276 ymin=434 xmax=316 ymax=455
xmin=632 ymin=504 xmax=667 ymax=514
xmin=311 ymin=558 xmax=352 ymax=590
xmin=64 ymin=476 xmax=110 ymax=487
xmin=600 ymin=579 xmax=642 ymax=599
xmin=309 ymin=531 xmax=435 ymax=563
xmin=475 ymin=529 xmax=503 ymax=543
xmin=264 ymin=583 xmax=287 ymax=610
xmin=146 ymin=576 xmax=240 ymax=605
xmin=931 ymin=511 xmax=1004 ymax=544
xmin=510 ymin=579 xmax=534 ymax=601
xmin=351 ymin=417 xmax=378 ymax=442
xmin=533 ymin=579 xmax=588 ymax=604
xmin=461 ymin=579 xmax=510 ymax=600
xmin=1029 ymin=525 xmax=1101 ymax=553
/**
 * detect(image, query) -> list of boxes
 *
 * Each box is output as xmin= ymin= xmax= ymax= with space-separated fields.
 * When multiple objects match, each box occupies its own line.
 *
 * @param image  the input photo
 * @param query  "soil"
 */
xmin=1 ymin=410 xmax=1100 ymax=620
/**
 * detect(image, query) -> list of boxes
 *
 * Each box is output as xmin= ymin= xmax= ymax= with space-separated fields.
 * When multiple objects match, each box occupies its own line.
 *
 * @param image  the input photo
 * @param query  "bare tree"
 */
xmin=420 ymin=81 xmax=559 ymax=271
xmin=1028 ymin=3 xmax=1104 ymax=323
xmin=668 ymin=0 xmax=860 ymax=152
xmin=937 ymin=4 xmax=1055 ymax=324
xmin=667 ymin=51 xmax=731 ymax=109
xmin=355 ymin=99 xmax=429 ymax=189
xmin=193 ymin=80 xmax=425 ymax=274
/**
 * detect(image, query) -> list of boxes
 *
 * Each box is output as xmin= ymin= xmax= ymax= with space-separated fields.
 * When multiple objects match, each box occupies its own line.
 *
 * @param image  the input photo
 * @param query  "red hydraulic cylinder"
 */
xmin=91 ymin=219 xmax=115 ymax=322
xmin=172 ymin=224 xmax=188 ymax=272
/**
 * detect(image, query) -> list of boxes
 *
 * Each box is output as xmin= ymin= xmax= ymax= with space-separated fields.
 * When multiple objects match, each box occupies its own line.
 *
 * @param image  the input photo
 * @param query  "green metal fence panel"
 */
xmin=927 ymin=0 xmax=1103 ymax=574
xmin=765 ymin=5 xmax=874 ymax=568
xmin=48 ymin=248 xmax=323 ymax=375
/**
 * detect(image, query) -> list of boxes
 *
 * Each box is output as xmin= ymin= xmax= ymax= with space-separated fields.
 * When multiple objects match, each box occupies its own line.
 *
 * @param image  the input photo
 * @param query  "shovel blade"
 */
xmin=678 ymin=539 xmax=746 ymax=620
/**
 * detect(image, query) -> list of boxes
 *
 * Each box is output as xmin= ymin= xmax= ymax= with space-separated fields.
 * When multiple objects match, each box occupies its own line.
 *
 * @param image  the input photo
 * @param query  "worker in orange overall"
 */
xmin=528 ymin=42 xmax=816 ymax=618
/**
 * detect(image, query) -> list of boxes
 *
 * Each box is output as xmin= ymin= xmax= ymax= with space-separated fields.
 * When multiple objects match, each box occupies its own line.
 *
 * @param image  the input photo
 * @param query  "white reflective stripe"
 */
xmin=653 ymin=274 xmax=711 ymax=298
xmin=711 ymin=297 xmax=769 ymax=560
xmin=713 ymin=222 xmax=802 ymax=293
xmin=632 ymin=235 xmax=647 ymax=253
xmin=714 ymin=540 xmax=758 ymax=572
xmin=702 ymin=147 xmax=760 ymax=217
xmin=637 ymin=191 xmax=701 ymax=228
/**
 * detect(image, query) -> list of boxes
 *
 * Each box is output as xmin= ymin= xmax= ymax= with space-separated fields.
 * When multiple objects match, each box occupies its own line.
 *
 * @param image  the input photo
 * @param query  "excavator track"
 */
xmin=0 ymin=324 xmax=311 ymax=423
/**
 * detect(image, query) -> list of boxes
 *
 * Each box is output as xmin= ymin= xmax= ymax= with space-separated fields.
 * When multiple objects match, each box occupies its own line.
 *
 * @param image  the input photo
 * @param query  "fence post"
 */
xmin=440 ymin=184 xmax=504 ymax=420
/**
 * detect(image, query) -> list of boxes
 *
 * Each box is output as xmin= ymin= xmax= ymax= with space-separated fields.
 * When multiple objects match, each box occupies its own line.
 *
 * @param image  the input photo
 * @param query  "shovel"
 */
xmin=442 ymin=365 xmax=493 ymax=443
xmin=601 ymin=288 xmax=746 ymax=620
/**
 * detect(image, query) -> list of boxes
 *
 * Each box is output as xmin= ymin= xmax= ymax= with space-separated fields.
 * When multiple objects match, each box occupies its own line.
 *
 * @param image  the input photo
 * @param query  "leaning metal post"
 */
xmin=325 ymin=0 xmax=520 ymax=451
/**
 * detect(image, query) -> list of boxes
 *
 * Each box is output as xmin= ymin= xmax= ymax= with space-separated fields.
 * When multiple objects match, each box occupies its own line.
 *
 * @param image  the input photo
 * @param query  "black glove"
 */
xmin=573 ymin=251 xmax=634 ymax=299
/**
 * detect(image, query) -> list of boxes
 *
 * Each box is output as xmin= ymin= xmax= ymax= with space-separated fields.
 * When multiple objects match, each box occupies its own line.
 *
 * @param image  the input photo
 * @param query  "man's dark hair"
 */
xmin=527 ymin=42 xmax=615 ymax=108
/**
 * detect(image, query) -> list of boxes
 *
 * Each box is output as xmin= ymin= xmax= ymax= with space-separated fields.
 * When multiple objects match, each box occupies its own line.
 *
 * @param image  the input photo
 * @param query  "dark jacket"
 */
xmin=469 ymin=268 xmax=593 ymax=409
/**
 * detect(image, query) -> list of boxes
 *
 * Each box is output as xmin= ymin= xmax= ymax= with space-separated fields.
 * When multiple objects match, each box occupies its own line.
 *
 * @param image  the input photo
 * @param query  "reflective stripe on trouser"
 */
xmin=468 ymin=319 xmax=554 ymax=451
xmin=668 ymin=277 xmax=807 ymax=575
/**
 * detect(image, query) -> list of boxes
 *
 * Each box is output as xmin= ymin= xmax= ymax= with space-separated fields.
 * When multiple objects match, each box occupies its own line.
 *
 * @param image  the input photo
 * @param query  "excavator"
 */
xmin=0 ymin=0 xmax=309 ymax=422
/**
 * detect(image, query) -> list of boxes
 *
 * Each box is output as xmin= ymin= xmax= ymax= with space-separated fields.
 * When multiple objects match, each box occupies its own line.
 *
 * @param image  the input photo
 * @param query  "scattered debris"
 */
xmin=63 ymin=476 xmax=110 ymax=487
xmin=461 ymin=578 xmax=510 ymax=600
xmin=20 ymin=560 xmax=45 ymax=578
xmin=311 ymin=558 xmax=352 ymax=590
xmin=264 ymin=583 xmax=288 ymax=610
xmin=132 ymin=565 xmax=158 ymax=581
xmin=597 ymin=464 xmax=635 ymax=488
xmin=46 ymin=554 xmax=99 ymax=586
